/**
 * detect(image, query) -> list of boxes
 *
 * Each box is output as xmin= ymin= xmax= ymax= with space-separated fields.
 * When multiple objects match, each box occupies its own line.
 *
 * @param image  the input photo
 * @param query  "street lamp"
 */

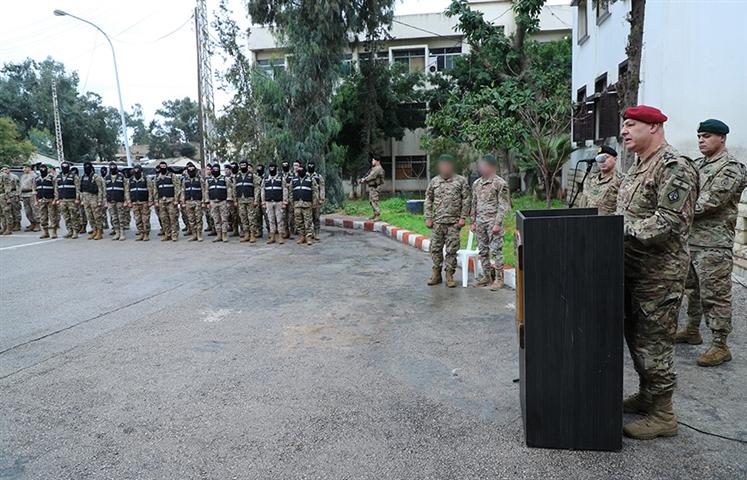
xmin=54 ymin=9 xmax=133 ymax=167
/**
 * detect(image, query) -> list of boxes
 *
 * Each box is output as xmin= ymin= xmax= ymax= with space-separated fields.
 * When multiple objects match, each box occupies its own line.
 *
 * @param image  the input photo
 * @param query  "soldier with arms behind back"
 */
xmin=154 ymin=161 xmax=182 ymax=241
xmin=181 ymin=161 xmax=207 ymax=242
xmin=55 ymin=161 xmax=80 ymax=239
xmin=577 ymin=145 xmax=623 ymax=215
xmin=126 ymin=164 xmax=154 ymax=241
xmin=33 ymin=164 xmax=59 ymax=238
xmin=20 ymin=164 xmax=40 ymax=231
xmin=292 ymin=164 xmax=318 ymax=245
xmin=359 ymin=157 xmax=385 ymax=221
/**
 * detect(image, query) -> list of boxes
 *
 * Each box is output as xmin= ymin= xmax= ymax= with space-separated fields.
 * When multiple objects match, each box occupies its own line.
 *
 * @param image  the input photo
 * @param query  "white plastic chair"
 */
xmin=456 ymin=230 xmax=482 ymax=287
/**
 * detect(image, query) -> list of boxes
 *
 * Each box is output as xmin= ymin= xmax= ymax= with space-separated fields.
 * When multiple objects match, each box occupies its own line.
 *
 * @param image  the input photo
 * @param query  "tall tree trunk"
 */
xmin=618 ymin=0 xmax=646 ymax=170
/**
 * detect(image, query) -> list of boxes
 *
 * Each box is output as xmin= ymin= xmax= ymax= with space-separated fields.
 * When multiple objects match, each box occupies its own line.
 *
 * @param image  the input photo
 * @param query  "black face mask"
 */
xmin=240 ymin=166 xmax=248 ymax=173
xmin=211 ymin=168 xmax=220 ymax=177
xmin=110 ymin=166 xmax=118 ymax=175
xmin=231 ymin=165 xmax=239 ymax=175
xmin=282 ymin=163 xmax=290 ymax=173
xmin=269 ymin=167 xmax=277 ymax=176
xmin=307 ymin=164 xmax=315 ymax=174
xmin=61 ymin=165 xmax=70 ymax=174
xmin=256 ymin=167 xmax=265 ymax=176
xmin=84 ymin=165 xmax=94 ymax=176
xmin=187 ymin=168 xmax=196 ymax=177
xmin=40 ymin=167 xmax=48 ymax=177
xmin=100 ymin=168 xmax=108 ymax=177
xmin=159 ymin=167 xmax=168 ymax=175
xmin=133 ymin=169 xmax=142 ymax=179
xmin=298 ymin=168 xmax=306 ymax=178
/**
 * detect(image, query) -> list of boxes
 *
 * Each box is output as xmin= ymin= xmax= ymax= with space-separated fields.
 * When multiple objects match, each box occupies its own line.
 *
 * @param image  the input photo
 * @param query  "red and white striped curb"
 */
xmin=324 ymin=217 xmax=431 ymax=253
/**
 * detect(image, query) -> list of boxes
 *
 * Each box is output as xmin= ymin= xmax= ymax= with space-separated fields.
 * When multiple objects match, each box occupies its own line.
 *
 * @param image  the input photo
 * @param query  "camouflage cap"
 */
xmin=438 ymin=153 xmax=455 ymax=163
xmin=481 ymin=153 xmax=497 ymax=166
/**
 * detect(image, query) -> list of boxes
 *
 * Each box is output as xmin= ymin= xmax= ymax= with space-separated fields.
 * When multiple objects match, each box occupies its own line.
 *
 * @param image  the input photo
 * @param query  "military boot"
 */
xmin=51 ymin=228 xmax=58 ymax=239
xmin=213 ymin=232 xmax=222 ymax=243
xmin=490 ymin=269 xmax=505 ymax=291
xmin=79 ymin=225 xmax=87 ymax=234
xmin=297 ymin=236 xmax=306 ymax=244
xmin=161 ymin=233 xmax=171 ymax=242
xmin=675 ymin=324 xmax=703 ymax=345
xmin=71 ymin=227 xmax=79 ymax=239
xmin=143 ymin=232 xmax=150 ymax=241
xmin=112 ymin=229 xmax=121 ymax=241
xmin=427 ymin=267 xmax=442 ymax=286
xmin=2 ymin=224 xmax=12 ymax=235
xmin=118 ymin=229 xmax=126 ymax=241
xmin=623 ymin=391 xmax=678 ymax=440
xmin=697 ymin=334 xmax=732 ymax=367
xmin=87 ymin=229 xmax=96 ymax=240
xmin=267 ymin=233 xmax=276 ymax=244
xmin=109 ymin=229 xmax=117 ymax=236
xmin=306 ymin=236 xmax=313 ymax=246
xmin=135 ymin=233 xmax=143 ymax=241
xmin=240 ymin=233 xmax=250 ymax=243
xmin=278 ymin=233 xmax=285 ymax=245
xmin=249 ymin=233 xmax=256 ymax=243
xmin=445 ymin=270 xmax=457 ymax=288
xmin=24 ymin=224 xmax=34 ymax=232
xmin=63 ymin=229 xmax=72 ymax=239
xmin=189 ymin=232 xmax=198 ymax=242
xmin=32 ymin=223 xmax=40 ymax=232
xmin=222 ymin=232 xmax=229 ymax=243
xmin=474 ymin=269 xmax=493 ymax=288
xmin=94 ymin=228 xmax=103 ymax=240
xmin=623 ymin=390 xmax=653 ymax=415
xmin=39 ymin=228 xmax=50 ymax=239
xmin=172 ymin=232 xmax=178 ymax=242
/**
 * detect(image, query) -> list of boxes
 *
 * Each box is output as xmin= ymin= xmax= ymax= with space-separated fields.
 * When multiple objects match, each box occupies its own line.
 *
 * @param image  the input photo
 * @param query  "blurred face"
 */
xmin=437 ymin=160 xmax=454 ymax=178
xmin=372 ymin=158 xmax=380 ymax=167
xmin=697 ymin=132 xmax=726 ymax=157
xmin=24 ymin=166 xmax=31 ymax=173
xmin=293 ymin=161 xmax=301 ymax=173
xmin=597 ymin=154 xmax=616 ymax=174
xmin=621 ymin=119 xmax=660 ymax=154
xmin=478 ymin=160 xmax=495 ymax=177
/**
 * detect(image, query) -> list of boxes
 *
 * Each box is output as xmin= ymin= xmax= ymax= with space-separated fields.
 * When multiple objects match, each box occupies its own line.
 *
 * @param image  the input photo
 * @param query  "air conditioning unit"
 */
xmin=427 ymin=56 xmax=438 ymax=74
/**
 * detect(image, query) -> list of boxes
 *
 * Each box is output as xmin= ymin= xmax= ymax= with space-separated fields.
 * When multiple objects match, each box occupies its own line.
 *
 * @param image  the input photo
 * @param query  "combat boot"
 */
xmin=39 ymin=228 xmax=50 ymax=239
xmin=490 ymin=269 xmax=505 ymax=291
xmin=249 ymin=233 xmax=256 ymax=243
xmin=172 ymin=232 xmax=178 ymax=242
xmin=297 ymin=236 xmax=306 ymax=244
xmin=697 ymin=334 xmax=732 ymax=367
xmin=427 ymin=268 xmax=442 ymax=286
xmin=71 ymin=228 xmax=79 ymax=239
xmin=278 ymin=233 xmax=285 ymax=245
xmin=306 ymin=236 xmax=313 ymax=246
xmin=474 ymin=270 xmax=493 ymax=288
xmin=675 ymin=324 xmax=703 ymax=345
xmin=213 ymin=233 xmax=222 ymax=243
xmin=222 ymin=232 xmax=229 ymax=243
xmin=32 ymin=223 xmax=40 ymax=232
xmin=196 ymin=231 xmax=203 ymax=242
xmin=112 ymin=229 xmax=121 ymax=241
xmin=445 ymin=270 xmax=457 ymax=288
xmin=267 ymin=233 xmax=276 ymax=244
xmin=135 ymin=233 xmax=143 ymax=241
xmin=79 ymin=225 xmax=87 ymax=234
xmin=2 ymin=224 xmax=11 ymax=235
xmin=24 ymin=224 xmax=34 ymax=232
xmin=13 ymin=223 xmax=21 ymax=231
xmin=240 ymin=233 xmax=250 ymax=243
xmin=118 ymin=229 xmax=125 ymax=241
xmin=143 ymin=232 xmax=150 ymax=241
xmin=161 ymin=233 xmax=171 ymax=241
xmin=623 ymin=391 xmax=678 ymax=440
xmin=623 ymin=390 xmax=653 ymax=415
xmin=87 ymin=229 xmax=95 ymax=240
xmin=94 ymin=228 xmax=103 ymax=240
xmin=189 ymin=232 xmax=198 ymax=242
xmin=50 ymin=228 xmax=58 ymax=239
xmin=109 ymin=229 xmax=116 ymax=236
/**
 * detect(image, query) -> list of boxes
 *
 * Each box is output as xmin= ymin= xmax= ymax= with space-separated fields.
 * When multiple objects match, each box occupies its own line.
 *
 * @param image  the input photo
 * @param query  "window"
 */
xmin=395 ymin=156 xmax=427 ymax=180
xmin=379 ymin=156 xmax=392 ymax=179
xmin=594 ymin=73 xmax=607 ymax=140
xmin=392 ymin=48 xmax=426 ymax=73
xmin=428 ymin=46 xmax=462 ymax=73
xmin=256 ymin=58 xmax=285 ymax=78
xmin=595 ymin=0 xmax=610 ymax=24
xmin=340 ymin=53 xmax=354 ymax=75
xmin=359 ymin=51 xmax=389 ymax=65
xmin=572 ymin=86 xmax=595 ymax=145
xmin=577 ymin=0 xmax=588 ymax=44
xmin=398 ymin=102 xmax=427 ymax=128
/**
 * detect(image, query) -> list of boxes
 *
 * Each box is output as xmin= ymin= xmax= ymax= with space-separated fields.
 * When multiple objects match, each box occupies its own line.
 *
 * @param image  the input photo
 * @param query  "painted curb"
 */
xmin=323 ymin=216 xmax=516 ymax=289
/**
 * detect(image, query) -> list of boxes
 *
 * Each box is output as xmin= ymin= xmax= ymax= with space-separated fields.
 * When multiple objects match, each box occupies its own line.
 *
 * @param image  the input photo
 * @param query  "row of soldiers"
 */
xmin=0 ymin=164 xmax=40 ymax=234
xmin=0 ymin=158 xmax=326 ymax=245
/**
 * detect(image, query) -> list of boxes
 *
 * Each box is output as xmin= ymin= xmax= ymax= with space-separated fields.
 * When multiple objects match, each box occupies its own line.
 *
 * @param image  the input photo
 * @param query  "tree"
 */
xmin=0 ymin=117 xmax=35 ymax=165
xmin=27 ymin=128 xmax=56 ymax=158
xmin=616 ymin=0 xmax=645 ymax=169
xmin=127 ymin=103 xmax=151 ymax=145
xmin=155 ymin=97 xmax=199 ymax=144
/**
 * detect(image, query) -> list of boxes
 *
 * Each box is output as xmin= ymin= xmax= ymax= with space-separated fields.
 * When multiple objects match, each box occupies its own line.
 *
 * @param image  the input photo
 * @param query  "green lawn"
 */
xmin=340 ymin=195 xmax=564 ymax=267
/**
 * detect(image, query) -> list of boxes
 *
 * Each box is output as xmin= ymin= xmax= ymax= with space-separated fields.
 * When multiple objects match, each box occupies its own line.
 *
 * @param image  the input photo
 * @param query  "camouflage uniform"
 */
xmin=56 ymin=172 xmax=80 ymax=238
xmin=292 ymin=174 xmax=319 ymax=243
xmin=20 ymin=171 xmax=40 ymax=229
xmin=127 ymin=174 xmax=153 ymax=240
xmin=361 ymin=165 xmax=385 ymax=218
xmin=154 ymin=172 xmax=182 ymax=240
xmin=283 ymin=170 xmax=295 ymax=237
xmin=206 ymin=174 xmax=234 ymax=241
xmin=425 ymin=174 xmax=471 ymax=274
xmin=32 ymin=172 xmax=59 ymax=236
xmin=310 ymin=171 xmax=325 ymax=239
xmin=104 ymin=172 xmax=130 ymax=239
xmin=79 ymin=173 xmax=106 ymax=235
xmin=0 ymin=169 xmax=18 ymax=234
xmin=181 ymin=174 xmax=207 ymax=241
xmin=578 ymin=169 xmax=623 ymax=215
xmin=261 ymin=174 xmax=288 ymax=238
xmin=10 ymin=174 xmax=21 ymax=230
xmin=471 ymin=175 xmax=511 ymax=279
xmin=616 ymin=144 xmax=698 ymax=396
xmin=234 ymin=171 xmax=260 ymax=240
xmin=684 ymin=150 xmax=747 ymax=337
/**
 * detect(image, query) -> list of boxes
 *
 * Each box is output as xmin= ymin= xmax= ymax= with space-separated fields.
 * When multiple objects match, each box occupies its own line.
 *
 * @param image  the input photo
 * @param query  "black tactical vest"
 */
xmin=80 ymin=174 xmax=98 ymax=194
xmin=129 ymin=177 xmax=149 ymax=202
xmin=292 ymin=176 xmax=313 ymax=202
xmin=207 ymin=176 xmax=228 ymax=201
xmin=234 ymin=173 xmax=255 ymax=199
xmin=57 ymin=175 xmax=77 ymax=200
xmin=36 ymin=176 xmax=55 ymax=199
xmin=105 ymin=174 xmax=125 ymax=202
xmin=183 ymin=177 xmax=203 ymax=201
xmin=157 ymin=175 xmax=175 ymax=198
xmin=264 ymin=176 xmax=283 ymax=202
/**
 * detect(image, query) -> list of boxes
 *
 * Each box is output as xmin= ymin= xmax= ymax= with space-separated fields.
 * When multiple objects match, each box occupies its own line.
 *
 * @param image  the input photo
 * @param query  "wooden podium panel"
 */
xmin=515 ymin=208 xmax=623 ymax=451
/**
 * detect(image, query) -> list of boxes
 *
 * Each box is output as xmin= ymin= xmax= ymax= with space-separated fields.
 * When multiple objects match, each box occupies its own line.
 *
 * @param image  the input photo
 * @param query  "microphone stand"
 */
xmin=568 ymin=161 xmax=594 ymax=208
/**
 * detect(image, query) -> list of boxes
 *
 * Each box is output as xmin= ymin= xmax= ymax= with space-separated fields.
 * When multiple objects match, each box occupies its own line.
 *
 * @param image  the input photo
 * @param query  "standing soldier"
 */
xmin=126 ymin=164 xmax=153 ymax=241
xmin=307 ymin=161 xmax=325 ymax=241
xmin=104 ymin=162 xmax=129 ymax=241
xmin=154 ymin=161 xmax=182 ymax=242
xmin=0 ymin=165 xmax=18 ymax=235
xmin=678 ymin=119 xmax=747 ymax=366
xmin=206 ymin=163 xmax=234 ymax=243
xmin=79 ymin=162 xmax=105 ymax=240
xmin=20 ymin=164 xmax=40 ymax=231
xmin=227 ymin=162 xmax=241 ymax=237
xmin=470 ymin=154 xmax=511 ymax=290
xmin=577 ymin=145 xmax=623 ymax=215
xmin=181 ymin=161 xmax=207 ymax=242
xmin=99 ymin=166 xmax=111 ymax=233
xmin=359 ymin=156 xmax=386 ymax=221
xmin=262 ymin=163 xmax=287 ymax=244
xmin=424 ymin=154 xmax=470 ymax=288
xmin=55 ymin=161 xmax=80 ymax=239
xmin=33 ymin=164 xmax=59 ymax=238
xmin=616 ymin=106 xmax=698 ymax=440
xmin=281 ymin=160 xmax=295 ymax=239
xmin=254 ymin=164 xmax=268 ymax=238
xmin=234 ymin=159 xmax=259 ymax=243
xmin=69 ymin=166 xmax=87 ymax=234
xmin=10 ymin=170 xmax=22 ymax=231
xmin=291 ymin=164 xmax=318 ymax=245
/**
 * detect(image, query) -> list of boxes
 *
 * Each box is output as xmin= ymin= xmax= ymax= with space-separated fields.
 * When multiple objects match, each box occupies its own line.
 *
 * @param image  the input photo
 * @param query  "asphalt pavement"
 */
xmin=0 ymin=223 xmax=745 ymax=479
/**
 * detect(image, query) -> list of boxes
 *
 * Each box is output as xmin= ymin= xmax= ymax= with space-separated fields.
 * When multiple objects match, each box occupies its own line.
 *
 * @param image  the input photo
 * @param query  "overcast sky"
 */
xmin=0 ymin=0 xmax=456 ymax=124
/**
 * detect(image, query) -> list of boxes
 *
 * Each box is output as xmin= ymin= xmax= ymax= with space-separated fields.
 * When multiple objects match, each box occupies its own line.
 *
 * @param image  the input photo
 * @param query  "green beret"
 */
xmin=698 ymin=119 xmax=729 ymax=135
xmin=481 ymin=153 xmax=498 ymax=166
xmin=438 ymin=153 xmax=455 ymax=163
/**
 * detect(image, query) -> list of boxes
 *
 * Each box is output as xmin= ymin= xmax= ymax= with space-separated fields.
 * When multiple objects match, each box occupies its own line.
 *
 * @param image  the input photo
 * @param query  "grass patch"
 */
xmin=339 ymin=195 xmax=564 ymax=267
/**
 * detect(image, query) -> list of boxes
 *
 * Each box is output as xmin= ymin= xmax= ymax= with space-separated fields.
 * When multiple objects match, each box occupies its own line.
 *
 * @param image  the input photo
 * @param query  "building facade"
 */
xmin=248 ymin=0 xmax=571 ymax=193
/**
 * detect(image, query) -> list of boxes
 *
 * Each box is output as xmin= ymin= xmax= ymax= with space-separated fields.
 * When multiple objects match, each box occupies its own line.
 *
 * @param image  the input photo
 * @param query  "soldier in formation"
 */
xmin=79 ymin=162 xmax=105 ymax=240
xmin=127 ymin=164 xmax=153 ymax=241
xmin=19 ymin=164 xmax=40 ymax=231
xmin=677 ymin=119 xmax=747 ymax=367
xmin=359 ymin=157 xmax=385 ymax=221
xmin=154 ymin=161 xmax=181 ymax=242
xmin=261 ymin=163 xmax=287 ymax=244
xmin=104 ymin=162 xmax=129 ymax=241
xmin=424 ymin=154 xmax=470 ymax=288
xmin=281 ymin=160 xmax=295 ymax=239
xmin=307 ymin=161 xmax=325 ymax=241
xmin=33 ymin=164 xmax=59 ymax=239
xmin=254 ymin=164 xmax=268 ymax=239
xmin=577 ymin=145 xmax=623 ymax=215
xmin=291 ymin=164 xmax=318 ymax=245
xmin=181 ymin=161 xmax=207 ymax=242
xmin=235 ymin=160 xmax=259 ymax=243
xmin=470 ymin=154 xmax=511 ymax=290
xmin=9 ymin=169 xmax=21 ymax=231
xmin=55 ymin=161 xmax=80 ymax=239
xmin=0 ymin=165 xmax=18 ymax=235
xmin=206 ymin=163 xmax=234 ymax=243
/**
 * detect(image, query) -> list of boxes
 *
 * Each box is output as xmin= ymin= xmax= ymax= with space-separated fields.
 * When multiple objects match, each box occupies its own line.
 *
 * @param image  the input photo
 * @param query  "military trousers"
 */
xmin=11 ymin=197 xmax=21 ymax=226
xmin=157 ymin=198 xmax=179 ymax=237
xmin=684 ymin=247 xmax=733 ymax=336
xmin=284 ymin=201 xmax=294 ymax=236
xmin=312 ymin=204 xmax=321 ymax=237
xmin=255 ymin=203 xmax=268 ymax=236
xmin=58 ymin=199 xmax=80 ymax=234
xmin=183 ymin=201 xmax=204 ymax=236
xmin=368 ymin=186 xmax=381 ymax=216
xmin=108 ymin=202 xmax=129 ymax=231
xmin=294 ymin=204 xmax=313 ymax=239
xmin=0 ymin=195 xmax=13 ymax=230
xmin=475 ymin=220 xmax=503 ymax=274
xmin=210 ymin=200 xmax=230 ymax=234
xmin=131 ymin=202 xmax=151 ymax=234
xmin=265 ymin=201 xmax=284 ymax=235
xmin=22 ymin=195 xmax=39 ymax=224
xmin=624 ymin=275 xmax=685 ymax=396
xmin=81 ymin=193 xmax=104 ymax=230
xmin=37 ymin=198 xmax=60 ymax=229
xmin=430 ymin=222 xmax=461 ymax=273
xmin=236 ymin=198 xmax=256 ymax=236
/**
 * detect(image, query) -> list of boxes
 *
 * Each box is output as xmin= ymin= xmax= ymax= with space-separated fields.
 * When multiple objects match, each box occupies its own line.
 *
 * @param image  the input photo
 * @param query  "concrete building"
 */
xmin=248 ymin=0 xmax=571 ymax=193
xmin=570 ymin=0 xmax=747 ymax=282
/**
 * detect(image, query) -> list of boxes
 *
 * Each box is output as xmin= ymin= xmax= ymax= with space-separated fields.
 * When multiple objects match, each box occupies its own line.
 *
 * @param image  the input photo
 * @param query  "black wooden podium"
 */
xmin=515 ymin=208 xmax=623 ymax=451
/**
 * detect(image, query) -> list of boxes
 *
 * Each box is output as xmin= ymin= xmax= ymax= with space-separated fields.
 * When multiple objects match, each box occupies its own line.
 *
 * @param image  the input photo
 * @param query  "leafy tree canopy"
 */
xmin=0 ymin=117 xmax=35 ymax=165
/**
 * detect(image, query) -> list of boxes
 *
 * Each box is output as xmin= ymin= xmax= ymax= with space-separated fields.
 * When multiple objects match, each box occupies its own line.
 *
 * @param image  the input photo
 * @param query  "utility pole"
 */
xmin=195 ymin=0 xmax=216 ymax=170
xmin=51 ymin=79 xmax=65 ymax=163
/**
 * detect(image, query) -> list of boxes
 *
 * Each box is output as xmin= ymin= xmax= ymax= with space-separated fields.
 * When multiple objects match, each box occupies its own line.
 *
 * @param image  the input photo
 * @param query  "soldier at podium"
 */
xmin=616 ymin=105 xmax=698 ymax=440
xmin=577 ymin=145 xmax=622 ymax=215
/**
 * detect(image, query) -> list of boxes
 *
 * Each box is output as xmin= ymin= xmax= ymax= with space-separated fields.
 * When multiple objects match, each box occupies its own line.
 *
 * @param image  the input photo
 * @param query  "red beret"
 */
xmin=623 ymin=105 xmax=668 ymax=124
